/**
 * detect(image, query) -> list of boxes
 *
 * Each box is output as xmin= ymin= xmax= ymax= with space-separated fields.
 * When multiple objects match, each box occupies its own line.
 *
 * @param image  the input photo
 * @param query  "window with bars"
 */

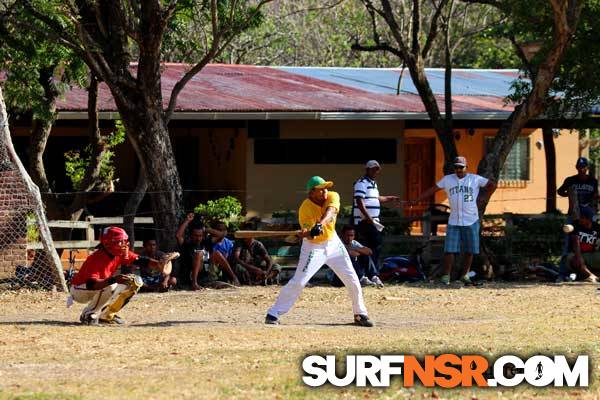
xmin=485 ymin=137 xmax=530 ymax=181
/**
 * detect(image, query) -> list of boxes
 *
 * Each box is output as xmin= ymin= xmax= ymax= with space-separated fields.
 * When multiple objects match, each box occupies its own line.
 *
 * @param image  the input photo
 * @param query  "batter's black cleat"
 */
xmin=99 ymin=315 xmax=127 ymax=325
xmin=265 ymin=314 xmax=279 ymax=325
xmin=354 ymin=314 xmax=374 ymax=327
xmin=80 ymin=313 xmax=99 ymax=326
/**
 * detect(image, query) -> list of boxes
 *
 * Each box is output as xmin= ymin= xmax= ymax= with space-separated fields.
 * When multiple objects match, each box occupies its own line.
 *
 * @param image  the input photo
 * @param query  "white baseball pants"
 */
xmin=267 ymin=234 xmax=368 ymax=318
xmin=70 ymin=283 xmax=130 ymax=320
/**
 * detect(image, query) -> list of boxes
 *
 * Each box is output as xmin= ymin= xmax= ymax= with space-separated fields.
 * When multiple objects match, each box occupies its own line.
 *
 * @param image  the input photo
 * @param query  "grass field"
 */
xmin=0 ymin=282 xmax=598 ymax=399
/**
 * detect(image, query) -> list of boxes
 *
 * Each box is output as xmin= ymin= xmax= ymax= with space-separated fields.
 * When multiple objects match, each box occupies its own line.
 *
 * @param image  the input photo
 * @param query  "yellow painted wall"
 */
xmin=171 ymin=127 xmax=247 ymax=208
xmin=404 ymin=128 xmax=577 ymax=214
xmin=245 ymin=120 xmax=405 ymax=217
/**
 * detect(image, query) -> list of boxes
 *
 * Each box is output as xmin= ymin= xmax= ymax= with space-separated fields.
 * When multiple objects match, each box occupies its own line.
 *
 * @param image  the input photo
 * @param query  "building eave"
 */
xmin=56 ymin=110 xmax=516 ymax=121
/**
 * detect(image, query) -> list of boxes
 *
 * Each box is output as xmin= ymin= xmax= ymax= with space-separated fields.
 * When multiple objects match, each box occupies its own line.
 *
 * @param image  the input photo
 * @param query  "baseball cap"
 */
xmin=365 ymin=160 xmax=381 ymax=169
xmin=306 ymin=176 xmax=334 ymax=191
xmin=579 ymin=206 xmax=595 ymax=220
xmin=576 ymin=157 xmax=589 ymax=168
xmin=454 ymin=156 xmax=467 ymax=167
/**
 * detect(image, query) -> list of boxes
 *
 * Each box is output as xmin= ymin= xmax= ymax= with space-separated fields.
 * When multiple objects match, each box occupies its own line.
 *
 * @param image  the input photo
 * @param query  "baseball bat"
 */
xmin=234 ymin=230 xmax=301 ymax=239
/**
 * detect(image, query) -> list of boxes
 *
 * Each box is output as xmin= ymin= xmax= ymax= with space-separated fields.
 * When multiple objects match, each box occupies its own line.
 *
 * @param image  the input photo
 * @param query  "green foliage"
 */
xmin=453 ymin=35 xmax=520 ymax=69
xmin=484 ymin=214 xmax=566 ymax=263
xmin=379 ymin=208 xmax=411 ymax=235
xmin=0 ymin=1 xmax=88 ymax=122
xmin=64 ymin=121 xmax=126 ymax=190
xmin=482 ymin=0 xmax=600 ymax=116
xmin=590 ymin=129 xmax=600 ymax=170
xmin=164 ymin=1 xmax=399 ymax=67
xmin=26 ymin=212 xmax=40 ymax=243
xmin=162 ymin=0 xmax=270 ymax=64
xmin=194 ymin=196 xmax=244 ymax=229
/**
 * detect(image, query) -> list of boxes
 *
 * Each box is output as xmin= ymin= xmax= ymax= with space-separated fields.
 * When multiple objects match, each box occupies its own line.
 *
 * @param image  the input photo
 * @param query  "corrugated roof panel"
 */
xmin=276 ymin=67 xmax=519 ymax=97
xmin=55 ymin=64 xmax=514 ymax=116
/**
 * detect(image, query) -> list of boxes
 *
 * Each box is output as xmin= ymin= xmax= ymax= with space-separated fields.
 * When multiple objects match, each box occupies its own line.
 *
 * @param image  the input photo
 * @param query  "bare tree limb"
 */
xmin=352 ymin=42 xmax=403 ymax=58
xmin=165 ymin=0 xmax=274 ymax=122
xmin=380 ymin=0 xmax=411 ymax=57
xmin=280 ymin=0 xmax=347 ymax=18
xmin=422 ymin=0 xmax=450 ymax=58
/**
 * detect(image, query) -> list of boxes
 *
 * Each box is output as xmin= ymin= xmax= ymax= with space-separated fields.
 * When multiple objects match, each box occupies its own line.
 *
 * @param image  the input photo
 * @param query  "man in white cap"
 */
xmin=411 ymin=156 xmax=496 ymax=285
xmin=352 ymin=160 xmax=401 ymax=287
xmin=265 ymin=176 xmax=373 ymax=327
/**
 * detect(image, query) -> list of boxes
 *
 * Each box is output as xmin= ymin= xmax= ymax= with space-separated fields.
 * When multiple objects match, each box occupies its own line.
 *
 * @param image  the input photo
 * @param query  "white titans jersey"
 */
xmin=436 ymin=173 xmax=488 ymax=226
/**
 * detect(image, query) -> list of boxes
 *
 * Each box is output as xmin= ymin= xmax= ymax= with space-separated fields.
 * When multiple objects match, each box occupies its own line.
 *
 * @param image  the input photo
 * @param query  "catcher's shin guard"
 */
xmin=100 ymin=275 xmax=143 ymax=321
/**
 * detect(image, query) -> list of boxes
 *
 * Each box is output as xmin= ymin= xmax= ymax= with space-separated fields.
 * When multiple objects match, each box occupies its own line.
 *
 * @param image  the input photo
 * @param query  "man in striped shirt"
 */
xmin=353 ymin=160 xmax=401 ymax=286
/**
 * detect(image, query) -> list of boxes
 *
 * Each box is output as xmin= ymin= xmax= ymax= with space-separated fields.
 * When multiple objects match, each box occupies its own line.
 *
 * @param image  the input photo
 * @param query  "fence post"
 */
xmin=86 ymin=216 xmax=95 ymax=245
xmin=423 ymin=211 xmax=432 ymax=262
xmin=503 ymin=212 xmax=513 ymax=265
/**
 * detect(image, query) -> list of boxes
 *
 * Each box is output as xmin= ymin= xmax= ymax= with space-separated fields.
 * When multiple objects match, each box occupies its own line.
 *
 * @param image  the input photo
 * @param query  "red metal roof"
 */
xmin=55 ymin=64 xmax=513 ymax=115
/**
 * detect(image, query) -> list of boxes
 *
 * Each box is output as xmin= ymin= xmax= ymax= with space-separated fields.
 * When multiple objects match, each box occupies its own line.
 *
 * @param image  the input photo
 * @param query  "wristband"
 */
xmin=107 ymin=276 xmax=117 ymax=285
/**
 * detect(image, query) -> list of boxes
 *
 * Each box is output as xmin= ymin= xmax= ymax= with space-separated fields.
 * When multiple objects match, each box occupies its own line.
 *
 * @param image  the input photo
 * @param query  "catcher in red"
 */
xmin=68 ymin=227 xmax=179 ymax=325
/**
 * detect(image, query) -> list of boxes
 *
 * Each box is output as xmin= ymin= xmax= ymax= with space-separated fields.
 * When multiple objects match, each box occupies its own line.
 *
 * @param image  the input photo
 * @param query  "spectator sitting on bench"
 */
xmin=175 ymin=213 xmax=240 ymax=290
xmin=139 ymin=238 xmax=177 ymax=292
xmin=233 ymin=229 xmax=281 ymax=285
xmin=209 ymin=220 xmax=251 ymax=284
xmin=339 ymin=225 xmax=383 ymax=288
xmin=210 ymin=221 xmax=235 ymax=261
xmin=566 ymin=206 xmax=600 ymax=283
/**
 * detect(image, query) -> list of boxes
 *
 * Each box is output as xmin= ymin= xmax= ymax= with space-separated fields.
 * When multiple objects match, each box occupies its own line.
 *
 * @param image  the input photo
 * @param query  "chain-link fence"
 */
xmin=0 ymin=86 xmax=67 ymax=291
xmin=0 ymin=168 xmax=66 ymax=290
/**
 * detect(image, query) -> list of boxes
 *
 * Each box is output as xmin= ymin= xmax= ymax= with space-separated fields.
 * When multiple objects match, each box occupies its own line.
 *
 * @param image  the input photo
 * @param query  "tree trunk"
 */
xmin=27 ymin=67 xmax=59 ymax=193
xmin=68 ymin=74 xmax=106 ymax=220
xmin=123 ymin=167 xmax=148 ymax=249
xmin=477 ymin=0 xmax=582 ymax=212
xmin=118 ymin=105 xmax=183 ymax=250
xmin=542 ymin=127 xmax=557 ymax=212
xmin=406 ymin=58 xmax=458 ymax=174
xmin=27 ymin=67 xmax=66 ymax=221
xmin=28 ymin=119 xmax=52 ymax=193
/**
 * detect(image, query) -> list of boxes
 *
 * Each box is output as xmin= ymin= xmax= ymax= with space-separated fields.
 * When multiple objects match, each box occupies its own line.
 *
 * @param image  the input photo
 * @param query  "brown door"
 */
xmin=403 ymin=139 xmax=435 ymax=229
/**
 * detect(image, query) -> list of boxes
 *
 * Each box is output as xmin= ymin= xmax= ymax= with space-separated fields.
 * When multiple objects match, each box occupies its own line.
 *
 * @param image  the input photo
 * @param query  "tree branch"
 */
xmin=411 ymin=0 xmax=420 ymax=53
xmin=380 ymin=0 xmax=411 ymax=56
xmin=351 ymin=42 xmax=403 ymax=58
xmin=422 ymin=0 xmax=450 ymax=58
xmin=165 ymin=0 xmax=274 ymax=122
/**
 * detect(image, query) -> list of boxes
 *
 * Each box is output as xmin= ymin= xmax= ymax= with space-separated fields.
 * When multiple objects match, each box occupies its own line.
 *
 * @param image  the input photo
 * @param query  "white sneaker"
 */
xmin=371 ymin=275 xmax=384 ymax=288
xmin=359 ymin=276 xmax=375 ymax=287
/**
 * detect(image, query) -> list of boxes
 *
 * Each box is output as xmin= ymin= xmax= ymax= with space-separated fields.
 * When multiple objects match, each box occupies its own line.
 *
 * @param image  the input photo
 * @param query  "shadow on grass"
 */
xmin=132 ymin=319 xmax=229 ymax=327
xmin=0 ymin=320 xmax=80 ymax=327
xmin=313 ymin=281 xmax=596 ymax=290
xmin=0 ymin=319 xmax=232 ymax=328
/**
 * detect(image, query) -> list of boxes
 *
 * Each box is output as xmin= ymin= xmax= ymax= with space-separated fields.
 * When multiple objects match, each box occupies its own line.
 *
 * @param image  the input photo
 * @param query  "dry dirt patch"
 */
xmin=0 ymin=283 xmax=598 ymax=399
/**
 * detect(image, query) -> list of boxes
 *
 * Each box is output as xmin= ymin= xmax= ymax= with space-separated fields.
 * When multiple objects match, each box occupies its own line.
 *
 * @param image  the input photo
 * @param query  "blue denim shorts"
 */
xmin=444 ymin=222 xmax=480 ymax=254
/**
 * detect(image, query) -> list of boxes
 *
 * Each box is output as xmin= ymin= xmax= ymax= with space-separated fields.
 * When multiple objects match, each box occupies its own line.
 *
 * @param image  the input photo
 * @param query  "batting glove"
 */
xmin=309 ymin=223 xmax=323 ymax=238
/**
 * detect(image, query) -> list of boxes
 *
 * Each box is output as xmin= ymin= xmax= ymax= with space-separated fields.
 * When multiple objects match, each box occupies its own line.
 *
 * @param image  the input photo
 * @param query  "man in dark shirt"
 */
xmin=566 ymin=207 xmax=600 ymax=282
xmin=233 ymin=237 xmax=280 ymax=285
xmin=557 ymin=157 xmax=600 ymax=281
xmin=175 ymin=213 xmax=240 ymax=290
xmin=557 ymin=157 xmax=599 ymax=214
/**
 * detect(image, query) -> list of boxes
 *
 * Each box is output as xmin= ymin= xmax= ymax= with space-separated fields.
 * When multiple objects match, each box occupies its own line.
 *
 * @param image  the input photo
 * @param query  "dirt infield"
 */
xmin=0 ymin=282 xmax=598 ymax=399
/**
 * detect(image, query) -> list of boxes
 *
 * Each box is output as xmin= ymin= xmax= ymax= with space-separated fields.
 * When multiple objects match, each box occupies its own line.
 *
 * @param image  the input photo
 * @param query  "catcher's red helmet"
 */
xmin=100 ymin=226 xmax=129 ymax=257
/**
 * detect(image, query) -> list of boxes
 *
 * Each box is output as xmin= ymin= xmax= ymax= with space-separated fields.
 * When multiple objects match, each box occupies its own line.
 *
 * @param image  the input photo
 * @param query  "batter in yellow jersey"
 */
xmin=265 ymin=176 xmax=373 ymax=327
xmin=299 ymin=189 xmax=340 ymax=244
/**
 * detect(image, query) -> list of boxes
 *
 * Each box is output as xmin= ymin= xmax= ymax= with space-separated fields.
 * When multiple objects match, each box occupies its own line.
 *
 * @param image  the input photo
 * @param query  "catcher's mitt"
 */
xmin=115 ymin=273 xmax=143 ymax=288
xmin=159 ymin=252 xmax=180 ymax=275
